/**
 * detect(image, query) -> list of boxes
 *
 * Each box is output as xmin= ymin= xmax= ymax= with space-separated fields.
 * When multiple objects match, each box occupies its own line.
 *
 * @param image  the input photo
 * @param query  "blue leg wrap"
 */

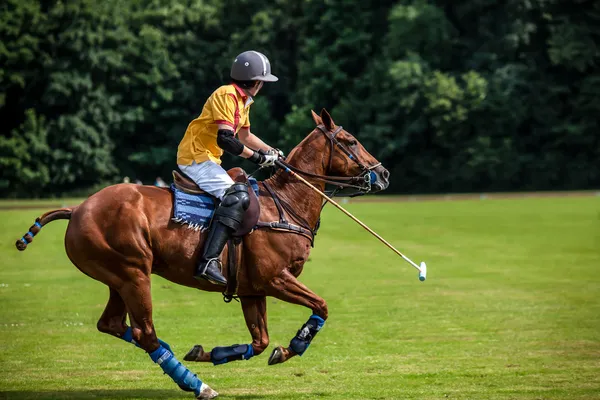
xmin=210 ymin=344 xmax=254 ymax=365
xmin=120 ymin=327 xmax=137 ymax=345
xmin=157 ymin=338 xmax=173 ymax=353
xmin=149 ymin=345 xmax=202 ymax=397
xmin=290 ymin=314 xmax=325 ymax=356
xmin=119 ymin=327 xmax=173 ymax=353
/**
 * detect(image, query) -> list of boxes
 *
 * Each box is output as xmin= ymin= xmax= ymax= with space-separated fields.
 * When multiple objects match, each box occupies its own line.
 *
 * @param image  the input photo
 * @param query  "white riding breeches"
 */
xmin=178 ymin=161 xmax=234 ymax=200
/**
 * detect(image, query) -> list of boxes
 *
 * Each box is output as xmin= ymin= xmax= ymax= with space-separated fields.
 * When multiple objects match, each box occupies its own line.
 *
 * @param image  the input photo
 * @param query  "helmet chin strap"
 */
xmin=250 ymin=81 xmax=263 ymax=96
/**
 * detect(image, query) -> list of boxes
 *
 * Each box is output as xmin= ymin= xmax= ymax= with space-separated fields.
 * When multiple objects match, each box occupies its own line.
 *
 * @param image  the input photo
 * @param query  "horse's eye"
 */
xmin=349 ymin=140 xmax=358 ymax=147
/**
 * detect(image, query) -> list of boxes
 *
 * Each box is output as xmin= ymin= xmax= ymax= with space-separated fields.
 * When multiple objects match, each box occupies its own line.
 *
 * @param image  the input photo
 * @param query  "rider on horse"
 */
xmin=177 ymin=51 xmax=280 ymax=286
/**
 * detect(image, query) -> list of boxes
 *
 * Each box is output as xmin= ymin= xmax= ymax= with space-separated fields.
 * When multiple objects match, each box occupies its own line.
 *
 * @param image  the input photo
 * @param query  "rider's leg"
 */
xmin=177 ymin=161 xmax=249 ymax=285
xmin=194 ymin=182 xmax=249 ymax=285
xmin=178 ymin=161 xmax=234 ymax=201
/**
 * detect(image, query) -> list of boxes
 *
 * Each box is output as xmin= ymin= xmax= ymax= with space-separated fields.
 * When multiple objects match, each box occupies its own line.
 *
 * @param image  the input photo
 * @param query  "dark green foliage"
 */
xmin=1 ymin=0 xmax=598 ymax=196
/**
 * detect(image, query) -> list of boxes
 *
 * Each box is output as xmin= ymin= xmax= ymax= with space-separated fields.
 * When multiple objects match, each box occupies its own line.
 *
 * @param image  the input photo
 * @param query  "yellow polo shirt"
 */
xmin=177 ymin=84 xmax=253 ymax=165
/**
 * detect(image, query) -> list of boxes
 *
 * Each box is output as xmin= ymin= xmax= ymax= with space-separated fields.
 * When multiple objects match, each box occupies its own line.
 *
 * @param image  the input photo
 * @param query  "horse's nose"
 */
xmin=372 ymin=166 xmax=390 ymax=192
xmin=381 ymin=168 xmax=390 ymax=182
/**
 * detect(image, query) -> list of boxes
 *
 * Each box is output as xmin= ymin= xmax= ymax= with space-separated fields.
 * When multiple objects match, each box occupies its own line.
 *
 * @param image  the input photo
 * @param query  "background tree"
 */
xmin=1 ymin=0 xmax=598 ymax=197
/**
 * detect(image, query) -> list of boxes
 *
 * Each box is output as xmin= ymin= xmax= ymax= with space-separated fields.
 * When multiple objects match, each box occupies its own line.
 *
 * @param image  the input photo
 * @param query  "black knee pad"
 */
xmin=214 ymin=183 xmax=250 ymax=229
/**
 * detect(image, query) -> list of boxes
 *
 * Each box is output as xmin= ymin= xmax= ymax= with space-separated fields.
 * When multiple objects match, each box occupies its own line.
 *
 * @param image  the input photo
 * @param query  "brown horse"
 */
xmin=15 ymin=109 xmax=390 ymax=399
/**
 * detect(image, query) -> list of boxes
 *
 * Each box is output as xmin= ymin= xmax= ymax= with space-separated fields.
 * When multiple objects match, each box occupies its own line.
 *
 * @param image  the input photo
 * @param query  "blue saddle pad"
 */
xmin=171 ymin=178 xmax=260 ymax=231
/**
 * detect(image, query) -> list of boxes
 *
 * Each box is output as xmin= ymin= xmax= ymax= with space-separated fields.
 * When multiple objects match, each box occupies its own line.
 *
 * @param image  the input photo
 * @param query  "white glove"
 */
xmin=259 ymin=153 xmax=278 ymax=167
xmin=269 ymin=148 xmax=285 ymax=158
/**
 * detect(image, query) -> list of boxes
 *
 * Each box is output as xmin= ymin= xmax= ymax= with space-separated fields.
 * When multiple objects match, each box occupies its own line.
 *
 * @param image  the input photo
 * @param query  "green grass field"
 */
xmin=1 ymin=196 xmax=599 ymax=399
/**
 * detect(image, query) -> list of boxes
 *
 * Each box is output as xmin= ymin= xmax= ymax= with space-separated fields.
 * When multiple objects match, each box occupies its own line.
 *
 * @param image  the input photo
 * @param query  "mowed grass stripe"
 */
xmin=0 ymin=197 xmax=598 ymax=399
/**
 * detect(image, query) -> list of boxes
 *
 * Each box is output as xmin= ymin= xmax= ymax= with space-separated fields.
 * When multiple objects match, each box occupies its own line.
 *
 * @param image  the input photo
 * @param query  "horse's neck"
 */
xmin=265 ymin=135 xmax=329 ymax=229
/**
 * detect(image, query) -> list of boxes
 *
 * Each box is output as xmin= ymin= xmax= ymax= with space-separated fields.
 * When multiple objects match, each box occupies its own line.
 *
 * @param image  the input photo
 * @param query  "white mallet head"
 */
xmin=419 ymin=262 xmax=427 ymax=281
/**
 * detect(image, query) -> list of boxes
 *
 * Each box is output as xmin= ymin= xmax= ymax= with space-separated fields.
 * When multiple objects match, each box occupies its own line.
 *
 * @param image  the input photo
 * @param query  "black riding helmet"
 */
xmin=230 ymin=51 xmax=278 ymax=82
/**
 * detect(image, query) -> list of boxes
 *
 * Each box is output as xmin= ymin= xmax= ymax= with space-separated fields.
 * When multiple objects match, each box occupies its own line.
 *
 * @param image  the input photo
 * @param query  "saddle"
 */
xmin=171 ymin=168 xmax=260 ymax=237
xmin=172 ymin=167 xmax=259 ymax=302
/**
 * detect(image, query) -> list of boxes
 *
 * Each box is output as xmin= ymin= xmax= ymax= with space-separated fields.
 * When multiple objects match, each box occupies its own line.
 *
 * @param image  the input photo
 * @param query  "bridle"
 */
xmin=276 ymin=124 xmax=382 ymax=197
xmin=256 ymin=124 xmax=382 ymax=245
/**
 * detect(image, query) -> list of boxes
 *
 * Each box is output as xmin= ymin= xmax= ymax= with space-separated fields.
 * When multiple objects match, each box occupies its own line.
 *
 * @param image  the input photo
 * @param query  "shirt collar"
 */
xmin=232 ymin=84 xmax=254 ymax=108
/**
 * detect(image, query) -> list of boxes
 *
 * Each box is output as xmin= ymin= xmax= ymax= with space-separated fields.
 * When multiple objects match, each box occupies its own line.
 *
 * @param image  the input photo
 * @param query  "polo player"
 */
xmin=177 ymin=51 xmax=281 ymax=286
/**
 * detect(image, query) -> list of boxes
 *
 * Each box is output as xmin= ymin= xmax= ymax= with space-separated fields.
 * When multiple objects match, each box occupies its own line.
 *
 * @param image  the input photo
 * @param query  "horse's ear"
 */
xmin=320 ymin=108 xmax=335 ymax=131
xmin=311 ymin=109 xmax=322 ymax=125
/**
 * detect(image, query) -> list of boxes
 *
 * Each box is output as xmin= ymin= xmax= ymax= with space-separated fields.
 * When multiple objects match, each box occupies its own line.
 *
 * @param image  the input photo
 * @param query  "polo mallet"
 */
xmin=275 ymin=160 xmax=427 ymax=281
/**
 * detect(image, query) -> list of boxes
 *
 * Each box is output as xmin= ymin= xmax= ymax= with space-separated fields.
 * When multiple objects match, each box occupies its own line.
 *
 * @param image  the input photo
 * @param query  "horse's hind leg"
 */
xmin=265 ymin=270 xmax=328 ymax=366
xmin=97 ymin=287 xmax=173 ymax=352
xmin=119 ymin=278 xmax=218 ymax=399
xmin=184 ymin=296 xmax=269 ymax=365
xmin=97 ymin=288 xmax=128 ymax=339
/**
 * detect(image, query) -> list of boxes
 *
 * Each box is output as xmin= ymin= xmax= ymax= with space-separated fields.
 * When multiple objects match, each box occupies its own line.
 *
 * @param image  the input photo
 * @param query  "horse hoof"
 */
xmin=268 ymin=346 xmax=284 ymax=365
xmin=197 ymin=382 xmax=219 ymax=399
xmin=184 ymin=345 xmax=205 ymax=362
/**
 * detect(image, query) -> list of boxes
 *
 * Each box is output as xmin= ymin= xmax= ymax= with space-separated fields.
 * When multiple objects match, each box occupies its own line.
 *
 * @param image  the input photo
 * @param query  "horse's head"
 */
xmin=308 ymin=109 xmax=390 ymax=195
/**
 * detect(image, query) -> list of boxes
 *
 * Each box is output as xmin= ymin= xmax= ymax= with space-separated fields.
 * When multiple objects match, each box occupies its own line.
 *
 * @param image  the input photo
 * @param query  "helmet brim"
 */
xmin=253 ymin=73 xmax=279 ymax=82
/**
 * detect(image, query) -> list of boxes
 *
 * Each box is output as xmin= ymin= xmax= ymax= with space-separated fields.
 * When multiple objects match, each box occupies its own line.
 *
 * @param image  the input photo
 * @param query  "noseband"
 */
xmin=277 ymin=125 xmax=381 ymax=196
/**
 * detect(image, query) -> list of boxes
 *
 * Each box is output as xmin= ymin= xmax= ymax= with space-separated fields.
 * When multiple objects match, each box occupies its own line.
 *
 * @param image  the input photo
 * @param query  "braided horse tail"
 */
xmin=15 ymin=208 xmax=73 ymax=251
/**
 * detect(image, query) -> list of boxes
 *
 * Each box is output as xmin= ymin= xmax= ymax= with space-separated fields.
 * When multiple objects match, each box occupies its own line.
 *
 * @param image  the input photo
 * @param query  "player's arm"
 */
xmin=216 ymin=124 xmax=254 ymax=158
xmin=216 ymin=124 xmax=271 ymax=164
xmin=237 ymin=127 xmax=272 ymax=153
xmin=212 ymin=95 xmax=276 ymax=164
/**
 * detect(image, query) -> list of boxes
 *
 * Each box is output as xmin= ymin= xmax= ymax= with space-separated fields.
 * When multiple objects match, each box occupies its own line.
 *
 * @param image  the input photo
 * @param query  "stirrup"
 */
xmin=195 ymin=258 xmax=227 ymax=286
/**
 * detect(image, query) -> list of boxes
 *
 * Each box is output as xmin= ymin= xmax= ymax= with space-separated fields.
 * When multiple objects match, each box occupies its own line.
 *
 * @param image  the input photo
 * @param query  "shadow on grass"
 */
xmin=0 ymin=390 xmax=183 ymax=400
xmin=0 ymin=390 xmax=327 ymax=399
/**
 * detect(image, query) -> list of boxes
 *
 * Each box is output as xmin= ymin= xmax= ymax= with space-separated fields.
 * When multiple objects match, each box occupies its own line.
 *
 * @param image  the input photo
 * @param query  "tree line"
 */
xmin=1 ymin=0 xmax=598 ymax=197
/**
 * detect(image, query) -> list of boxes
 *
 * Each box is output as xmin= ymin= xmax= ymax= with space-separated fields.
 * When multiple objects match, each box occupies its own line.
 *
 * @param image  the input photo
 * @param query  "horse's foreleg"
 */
xmin=266 ymin=270 xmax=328 ymax=365
xmin=120 ymin=278 xmax=218 ymax=399
xmin=241 ymin=296 xmax=269 ymax=356
xmin=97 ymin=287 xmax=173 ymax=353
xmin=184 ymin=296 xmax=269 ymax=365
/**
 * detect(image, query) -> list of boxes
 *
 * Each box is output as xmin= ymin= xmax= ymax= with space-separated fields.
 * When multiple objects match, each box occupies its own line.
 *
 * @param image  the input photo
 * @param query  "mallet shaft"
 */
xmin=276 ymin=161 xmax=422 ymax=273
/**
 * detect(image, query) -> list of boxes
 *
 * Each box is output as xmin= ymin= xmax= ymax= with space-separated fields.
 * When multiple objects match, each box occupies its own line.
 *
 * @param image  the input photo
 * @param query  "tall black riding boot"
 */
xmin=194 ymin=221 xmax=231 ymax=285
xmin=194 ymin=183 xmax=250 ymax=286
